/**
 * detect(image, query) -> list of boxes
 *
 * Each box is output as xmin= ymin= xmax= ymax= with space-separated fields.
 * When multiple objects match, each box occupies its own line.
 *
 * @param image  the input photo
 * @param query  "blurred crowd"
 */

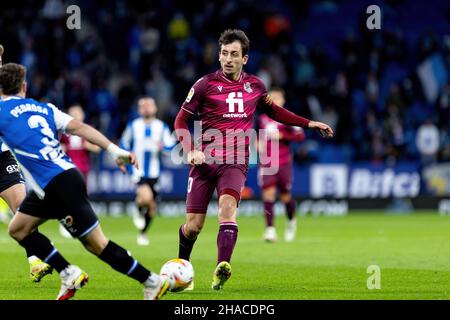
xmin=1 ymin=0 xmax=449 ymax=166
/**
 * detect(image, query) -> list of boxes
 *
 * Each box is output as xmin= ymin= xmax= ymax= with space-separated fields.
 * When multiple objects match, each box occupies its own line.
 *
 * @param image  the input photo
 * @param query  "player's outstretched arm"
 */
xmin=65 ymin=119 xmax=139 ymax=172
xmin=307 ymin=120 xmax=334 ymax=138
xmin=83 ymin=140 xmax=102 ymax=153
xmin=276 ymin=128 xmax=305 ymax=142
xmin=260 ymin=97 xmax=334 ymax=138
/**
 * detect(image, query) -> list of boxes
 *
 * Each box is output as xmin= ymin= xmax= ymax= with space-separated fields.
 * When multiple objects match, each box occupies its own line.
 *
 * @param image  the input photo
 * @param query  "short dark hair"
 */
xmin=219 ymin=29 xmax=250 ymax=56
xmin=0 ymin=63 xmax=26 ymax=95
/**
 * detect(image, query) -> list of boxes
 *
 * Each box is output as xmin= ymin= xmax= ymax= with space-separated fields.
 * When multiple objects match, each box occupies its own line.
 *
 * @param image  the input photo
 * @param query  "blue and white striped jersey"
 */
xmin=120 ymin=117 xmax=176 ymax=180
xmin=0 ymin=96 xmax=75 ymax=198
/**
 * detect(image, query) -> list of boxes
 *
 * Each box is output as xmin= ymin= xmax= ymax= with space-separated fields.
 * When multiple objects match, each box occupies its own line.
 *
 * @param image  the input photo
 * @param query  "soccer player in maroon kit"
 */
xmin=61 ymin=104 xmax=101 ymax=181
xmin=174 ymin=29 xmax=334 ymax=290
xmin=257 ymin=87 xmax=305 ymax=243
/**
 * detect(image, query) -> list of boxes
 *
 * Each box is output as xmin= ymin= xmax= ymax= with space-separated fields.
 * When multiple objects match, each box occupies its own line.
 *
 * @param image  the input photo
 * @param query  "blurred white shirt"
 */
xmin=416 ymin=123 xmax=440 ymax=156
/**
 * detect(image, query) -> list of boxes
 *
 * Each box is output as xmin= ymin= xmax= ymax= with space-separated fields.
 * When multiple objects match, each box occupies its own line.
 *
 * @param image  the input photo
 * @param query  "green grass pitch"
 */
xmin=1 ymin=211 xmax=450 ymax=300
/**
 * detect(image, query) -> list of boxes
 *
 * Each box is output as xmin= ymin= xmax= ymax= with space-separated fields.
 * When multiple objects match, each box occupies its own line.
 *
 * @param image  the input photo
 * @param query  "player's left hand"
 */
xmin=308 ymin=121 xmax=334 ymax=138
xmin=107 ymin=143 xmax=139 ymax=173
xmin=187 ymin=150 xmax=206 ymax=166
xmin=116 ymin=152 xmax=139 ymax=174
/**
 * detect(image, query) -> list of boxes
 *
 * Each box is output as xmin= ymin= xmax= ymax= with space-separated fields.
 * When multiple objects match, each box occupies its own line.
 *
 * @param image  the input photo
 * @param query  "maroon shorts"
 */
xmin=258 ymin=162 xmax=293 ymax=193
xmin=186 ymin=164 xmax=248 ymax=214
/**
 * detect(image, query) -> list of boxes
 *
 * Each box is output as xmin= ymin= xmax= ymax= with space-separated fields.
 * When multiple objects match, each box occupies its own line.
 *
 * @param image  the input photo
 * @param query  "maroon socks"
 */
xmin=217 ymin=222 xmax=238 ymax=264
xmin=264 ymin=201 xmax=275 ymax=227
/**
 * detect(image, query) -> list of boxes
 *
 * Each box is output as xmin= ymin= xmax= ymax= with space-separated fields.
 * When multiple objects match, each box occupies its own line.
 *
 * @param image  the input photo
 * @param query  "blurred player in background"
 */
xmin=61 ymin=104 xmax=101 ymax=180
xmin=174 ymin=29 xmax=333 ymax=291
xmin=0 ymin=63 xmax=169 ymax=300
xmin=59 ymin=104 xmax=100 ymax=238
xmin=257 ymin=87 xmax=305 ymax=243
xmin=0 ymin=44 xmax=52 ymax=282
xmin=120 ymin=96 xmax=176 ymax=246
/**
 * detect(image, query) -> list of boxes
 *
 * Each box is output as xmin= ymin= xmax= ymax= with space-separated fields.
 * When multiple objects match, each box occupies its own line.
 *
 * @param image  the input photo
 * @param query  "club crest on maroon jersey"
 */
xmin=244 ymin=82 xmax=253 ymax=93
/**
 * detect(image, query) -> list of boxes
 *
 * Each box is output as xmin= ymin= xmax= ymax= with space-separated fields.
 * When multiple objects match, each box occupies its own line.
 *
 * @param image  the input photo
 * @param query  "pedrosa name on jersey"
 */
xmin=10 ymin=103 xmax=49 ymax=118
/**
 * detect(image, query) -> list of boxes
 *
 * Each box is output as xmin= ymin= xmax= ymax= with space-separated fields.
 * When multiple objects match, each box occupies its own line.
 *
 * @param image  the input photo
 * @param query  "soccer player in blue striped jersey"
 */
xmin=0 ymin=63 xmax=169 ymax=300
xmin=0 ymin=44 xmax=52 ymax=282
xmin=120 ymin=97 xmax=176 ymax=246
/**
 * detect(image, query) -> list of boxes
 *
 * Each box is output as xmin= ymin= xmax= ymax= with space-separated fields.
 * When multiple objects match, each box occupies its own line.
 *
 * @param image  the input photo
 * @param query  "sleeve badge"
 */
xmin=185 ymin=87 xmax=195 ymax=103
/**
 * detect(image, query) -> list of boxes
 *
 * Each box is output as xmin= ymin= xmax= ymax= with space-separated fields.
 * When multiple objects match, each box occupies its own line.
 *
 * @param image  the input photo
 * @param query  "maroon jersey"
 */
xmin=181 ymin=70 xmax=271 ymax=165
xmin=61 ymin=134 xmax=90 ymax=177
xmin=258 ymin=114 xmax=305 ymax=167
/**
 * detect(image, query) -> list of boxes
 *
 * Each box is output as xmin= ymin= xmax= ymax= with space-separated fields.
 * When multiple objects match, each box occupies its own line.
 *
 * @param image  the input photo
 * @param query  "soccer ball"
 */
xmin=160 ymin=258 xmax=194 ymax=292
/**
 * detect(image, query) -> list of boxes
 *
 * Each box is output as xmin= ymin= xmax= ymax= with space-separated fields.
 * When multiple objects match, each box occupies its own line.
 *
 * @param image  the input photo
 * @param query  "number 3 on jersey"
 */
xmin=28 ymin=115 xmax=62 ymax=160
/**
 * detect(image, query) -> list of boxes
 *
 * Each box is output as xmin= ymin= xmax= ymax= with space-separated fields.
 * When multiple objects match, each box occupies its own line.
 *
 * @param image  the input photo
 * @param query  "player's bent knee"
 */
xmin=218 ymin=207 xmax=237 ymax=222
xmin=80 ymin=227 xmax=109 ymax=256
xmin=262 ymin=193 xmax=276 ymax=202
xmin=262 ymin=187 xmax=277 ymax=202
xmin=7 ymin=224 xmax=19 ymax=240
xmin=280 ymin=192 xmax=292 ymax=203
xmin=137 ymin=196 xmax=153 ymax=207
xmin=219 ymin=196 xmax=237 ymax=220
xmin=83 ymin=238 xmax=109 ymax=256
xmin=136 ymin=186 xmax=153 ymax=205
xmin=186 ymin=223 xmax=203 ymax=236
xmin=8 ymin=223 xmax=30 ymax=242
xmin=185 ymin=220 xmax=204 ymax=237
xmin=136 ymin=198 xmax=149 ymax=208
xmin=136 ymin=192 xmax=148 ymax=205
